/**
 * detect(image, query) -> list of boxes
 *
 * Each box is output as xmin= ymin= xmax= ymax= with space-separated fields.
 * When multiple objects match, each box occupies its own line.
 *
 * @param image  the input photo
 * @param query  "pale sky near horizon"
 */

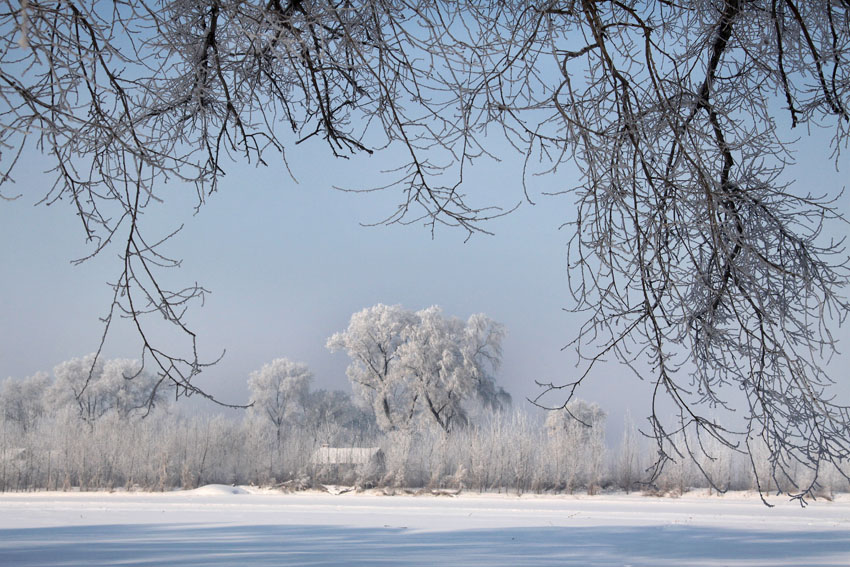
xmin=1 ymin=117 xmax=849 ymax=436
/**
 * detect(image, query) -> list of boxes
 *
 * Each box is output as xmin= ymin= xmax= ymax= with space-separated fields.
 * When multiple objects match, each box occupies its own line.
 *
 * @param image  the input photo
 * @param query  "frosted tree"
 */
xmin=247 ymin=358 xmax=312 ymax=446
xmin=49 ymin=354 xmax=165 ymax=423
xmin=327 ymin=304 xmax=418 ymax=432
xmin=615 ymin=410 xmax=642 ymax=493
xmin=328 ymin=304 xmax=510 ymax=433
xmin=0 ymin=372 xmax=51 ymax=433
xmin=49 ymin=354 xmax=104 ymax=423
xmin=303 ymin=389 xmax=378 ymax=446
xmin=517 ymin=1 xmax=850 ymax=502
xmin=100 ymin=358 xmax=170 ymax=419
xmin=546 ymin=399 xmax=607 ymax=493
xmin=399 ymin=307 xmax=510 ymax=433
xmin=459 ymin=314 xmax=513 ymax=416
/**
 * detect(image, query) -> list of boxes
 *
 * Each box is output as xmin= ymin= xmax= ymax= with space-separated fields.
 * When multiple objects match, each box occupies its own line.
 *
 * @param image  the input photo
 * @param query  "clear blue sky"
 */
xmin=1 ymin=121 xmax=848 ymax=435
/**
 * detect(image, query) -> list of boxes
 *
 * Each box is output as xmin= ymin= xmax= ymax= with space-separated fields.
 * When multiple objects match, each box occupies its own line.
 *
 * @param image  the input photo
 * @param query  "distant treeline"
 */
xmin=2 ymin=355 xmax=847 ymax=496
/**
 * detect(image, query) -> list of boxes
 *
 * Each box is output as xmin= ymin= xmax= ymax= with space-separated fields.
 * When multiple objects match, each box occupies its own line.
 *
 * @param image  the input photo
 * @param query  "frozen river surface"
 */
xmin=1 ymin=486 xmax=849 ymax=566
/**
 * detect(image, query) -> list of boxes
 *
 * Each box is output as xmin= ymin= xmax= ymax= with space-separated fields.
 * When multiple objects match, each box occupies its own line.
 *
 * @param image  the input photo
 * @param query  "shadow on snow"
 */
xmin=1 ymin=523 xmax=848 ymax=566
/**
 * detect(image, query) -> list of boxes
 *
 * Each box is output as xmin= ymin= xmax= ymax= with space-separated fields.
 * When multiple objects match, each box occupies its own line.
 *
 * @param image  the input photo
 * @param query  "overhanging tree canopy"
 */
xmin=2 ymin=1 xmax=849 ymax=500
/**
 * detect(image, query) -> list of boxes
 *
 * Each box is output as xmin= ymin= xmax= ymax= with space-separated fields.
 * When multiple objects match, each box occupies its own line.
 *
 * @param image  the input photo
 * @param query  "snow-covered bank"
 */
xmin=1 ymin=489 xmax=848 ymax=566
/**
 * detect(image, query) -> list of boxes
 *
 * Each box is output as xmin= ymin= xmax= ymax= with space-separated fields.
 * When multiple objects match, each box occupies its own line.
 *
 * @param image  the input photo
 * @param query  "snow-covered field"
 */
xmin=1 ymin=487 xmax=848 ymax=566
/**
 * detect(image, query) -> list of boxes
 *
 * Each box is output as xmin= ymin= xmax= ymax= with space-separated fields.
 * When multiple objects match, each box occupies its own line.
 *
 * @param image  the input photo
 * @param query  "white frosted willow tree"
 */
xmin=2 ymin=1 xmax=850 ymax=499
xmin=327 ymin=305 xmax=510 ymax=434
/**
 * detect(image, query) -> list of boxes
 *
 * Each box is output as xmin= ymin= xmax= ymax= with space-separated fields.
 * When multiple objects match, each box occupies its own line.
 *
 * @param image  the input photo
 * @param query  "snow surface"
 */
xmin=1 ymin=488 xmax=848 ymax=566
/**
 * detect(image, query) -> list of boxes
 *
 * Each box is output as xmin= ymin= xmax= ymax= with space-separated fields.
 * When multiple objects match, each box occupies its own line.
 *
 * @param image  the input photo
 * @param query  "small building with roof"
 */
xmin=310 ymin=445 xmax=384 ymax=484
